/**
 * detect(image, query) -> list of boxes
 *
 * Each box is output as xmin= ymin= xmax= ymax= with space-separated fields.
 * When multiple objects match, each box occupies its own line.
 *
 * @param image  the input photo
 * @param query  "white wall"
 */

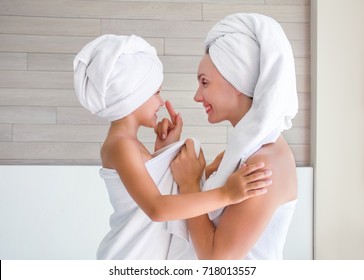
xmin=0 ymin=166 xmax=313 ymax=260
xmin=312 ymin=0 xmax=364 ymax=259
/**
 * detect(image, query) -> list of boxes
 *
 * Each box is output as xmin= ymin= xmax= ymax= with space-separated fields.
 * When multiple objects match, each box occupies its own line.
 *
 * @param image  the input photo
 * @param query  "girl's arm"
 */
xmin=112 ymin=139 xmax=270 ymax=222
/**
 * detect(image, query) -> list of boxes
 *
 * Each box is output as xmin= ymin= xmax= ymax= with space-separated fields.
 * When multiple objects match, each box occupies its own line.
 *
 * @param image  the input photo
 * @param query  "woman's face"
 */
xmin=194 ymin=54 xmax=252 ymax=126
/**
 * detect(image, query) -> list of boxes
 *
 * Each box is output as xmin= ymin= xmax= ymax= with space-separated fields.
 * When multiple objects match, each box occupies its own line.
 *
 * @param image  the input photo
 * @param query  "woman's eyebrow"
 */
xmin=197 ymin=73 xmax=205 ymax=80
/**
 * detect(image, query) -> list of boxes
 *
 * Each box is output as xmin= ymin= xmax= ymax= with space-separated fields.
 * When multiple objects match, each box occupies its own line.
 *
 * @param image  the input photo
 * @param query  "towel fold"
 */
xmin=202 ymin=13 xmax=298 ymax=220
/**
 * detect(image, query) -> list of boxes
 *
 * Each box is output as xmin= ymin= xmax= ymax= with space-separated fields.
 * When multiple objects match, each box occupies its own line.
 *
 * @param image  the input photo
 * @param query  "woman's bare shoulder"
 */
xmin=246 ymin=136 xmax=297 ymax=203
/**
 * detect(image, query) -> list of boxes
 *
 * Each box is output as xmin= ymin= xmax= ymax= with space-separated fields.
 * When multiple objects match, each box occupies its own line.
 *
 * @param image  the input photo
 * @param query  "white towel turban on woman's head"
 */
xmin=73 ymin=34 xmax=163 ymax=122
xmin=203 ymin=13 xmax=299 ymax=219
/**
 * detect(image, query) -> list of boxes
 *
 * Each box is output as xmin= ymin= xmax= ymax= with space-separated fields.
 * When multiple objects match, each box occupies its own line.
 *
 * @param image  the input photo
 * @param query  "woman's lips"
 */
xmin=204 ymin=104 xmax=212 ymax=114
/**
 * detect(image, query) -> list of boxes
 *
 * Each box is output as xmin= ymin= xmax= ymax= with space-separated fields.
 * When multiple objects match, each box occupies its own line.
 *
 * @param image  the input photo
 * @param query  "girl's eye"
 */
xmin=201 ymin=79 xmax=208 ymax=87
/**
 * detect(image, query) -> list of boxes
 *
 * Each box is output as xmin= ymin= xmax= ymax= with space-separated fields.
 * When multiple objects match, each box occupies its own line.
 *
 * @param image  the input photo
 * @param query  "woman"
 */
xmin=169 ymin=13 xmax=298 ymax=259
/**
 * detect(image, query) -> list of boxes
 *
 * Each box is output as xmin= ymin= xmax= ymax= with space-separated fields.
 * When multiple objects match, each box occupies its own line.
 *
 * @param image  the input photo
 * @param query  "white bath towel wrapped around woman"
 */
xmin=97 ymin=139 xmax=198 ymax=260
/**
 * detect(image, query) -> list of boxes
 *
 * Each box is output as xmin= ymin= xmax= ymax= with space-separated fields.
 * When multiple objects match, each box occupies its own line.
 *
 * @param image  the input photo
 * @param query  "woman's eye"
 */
xmin=201 ymin=79 xmax=208 ymax=87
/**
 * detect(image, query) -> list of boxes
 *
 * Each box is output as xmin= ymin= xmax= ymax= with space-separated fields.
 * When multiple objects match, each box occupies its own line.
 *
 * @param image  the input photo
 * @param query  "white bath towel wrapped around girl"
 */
xmin=97 ymin=139 xmax=199 ymax=259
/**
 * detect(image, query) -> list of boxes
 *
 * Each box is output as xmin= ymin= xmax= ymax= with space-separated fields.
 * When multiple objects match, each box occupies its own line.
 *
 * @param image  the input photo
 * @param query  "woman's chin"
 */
xmin=207 ymin=114 xmax=219 ymax=124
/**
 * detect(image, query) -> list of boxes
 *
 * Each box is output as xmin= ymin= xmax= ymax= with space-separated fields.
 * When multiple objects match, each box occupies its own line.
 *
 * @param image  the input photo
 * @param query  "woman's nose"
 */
xmin=194 ymin=89 xmax=203 ymax=102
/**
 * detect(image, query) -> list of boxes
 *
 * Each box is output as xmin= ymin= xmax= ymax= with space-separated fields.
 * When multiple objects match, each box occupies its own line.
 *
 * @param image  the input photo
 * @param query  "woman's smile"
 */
xmin=204 ymin=103 xmax=212 ymax=114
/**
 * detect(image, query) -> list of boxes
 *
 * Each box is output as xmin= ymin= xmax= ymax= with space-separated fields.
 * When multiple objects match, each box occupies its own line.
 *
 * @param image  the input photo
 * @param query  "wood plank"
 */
xmin=0 ymin=34 xmax=164 ymax=55
xmin=0 ymin=89 xmax=79 ymax=106
xmin=282 ymin=127 xmax=310 ymax=144
xmin=0 ymin=15 xmax=100 ymax=36
xmin=13 ymin=124 xmax=109 ymax=142
xmin=292 ymin=110 xmax=310 ymax=127
xmin=165 ymin=38 xmax=205 ymax=56
xmin=163 ymin=73 xmax=199 ymax=91
xmin=0 ymin=0 xmax=202 ymax=20
xmin=0 ymin=53 xmax=27 ymax=70
xmin=0 ymin=106 xmax=56 ymax=124
xmin=57 ymin=107 xmax=108 ymax=125
xmin=28 ymin=53 xmax=74 ymax=71
xmin=0 ymin=124 xmax=12 ymax=141
xmin=102 ymin=19 xmax=213 ymax=38
xmin=159 ymin=56 xmax=201 ymax=73
xmin=0 ymin=70 xmax=73 ymax=89
xmin=0 ymin=141 xmax=101 ymax=160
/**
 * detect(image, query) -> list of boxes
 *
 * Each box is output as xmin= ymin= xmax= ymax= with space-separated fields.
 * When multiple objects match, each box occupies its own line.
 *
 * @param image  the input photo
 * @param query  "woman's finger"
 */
xmin=185 ymin=139 xmax=197 ymax=157
xmin=198 ymin=148 xmax=206 ymax=166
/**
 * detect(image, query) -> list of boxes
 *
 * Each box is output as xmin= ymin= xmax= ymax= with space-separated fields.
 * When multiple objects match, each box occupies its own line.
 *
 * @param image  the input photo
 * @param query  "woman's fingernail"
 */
xmin=162 ymin=134 xmax=166 ymax=140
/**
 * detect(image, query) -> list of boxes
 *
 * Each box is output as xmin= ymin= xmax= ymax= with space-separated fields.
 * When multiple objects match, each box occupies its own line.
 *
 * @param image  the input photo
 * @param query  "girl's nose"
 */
xmin=158 ymin=94 xmax=165 ymax=106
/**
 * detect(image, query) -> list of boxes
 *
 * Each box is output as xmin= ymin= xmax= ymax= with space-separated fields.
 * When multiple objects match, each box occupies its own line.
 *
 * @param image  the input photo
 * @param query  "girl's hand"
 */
xmin=223 ymin=162 xmax=272 ymax=204
xmin=154 ymin=100 xmax=183 ymax=151
xmin=171 ymin=139 xmax=206 ymax=193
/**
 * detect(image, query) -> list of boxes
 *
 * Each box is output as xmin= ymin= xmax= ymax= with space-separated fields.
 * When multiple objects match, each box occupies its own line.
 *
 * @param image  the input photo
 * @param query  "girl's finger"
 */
xmin=238 ymin=162 xmax=265 ymax=176
xmin=160 ymin=118 xmax=172 ymax=140
xmin=245 ymin=170 xmax=272 ymax=182
xmin=165 ymin=100 xmax=178 ymax=124
xmin=247 ymin=179 xmax=272 ymax=190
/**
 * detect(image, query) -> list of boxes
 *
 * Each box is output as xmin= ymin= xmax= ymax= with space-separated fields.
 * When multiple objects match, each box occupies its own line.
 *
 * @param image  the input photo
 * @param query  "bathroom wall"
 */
xmin=0 ymin=0 xmax=311 ymax=166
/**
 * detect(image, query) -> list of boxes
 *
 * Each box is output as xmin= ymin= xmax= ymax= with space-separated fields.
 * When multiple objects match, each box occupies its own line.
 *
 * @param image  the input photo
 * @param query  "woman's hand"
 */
xmin=223 ymin=162 xmax=272 ymax=204
xmin=154 ymin=100 xmax=183 ymax=151
xmin=205 ymin=150 xmax=225 ymax=179
xmin=171 ymin=139 xmax=206 ymax=193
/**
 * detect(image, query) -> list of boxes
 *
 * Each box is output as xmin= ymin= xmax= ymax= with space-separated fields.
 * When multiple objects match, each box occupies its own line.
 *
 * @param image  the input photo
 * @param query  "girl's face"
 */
xmin=194 ymin=54 xmax=252 ymax=126
xmin=134 ymin=87 xmax=164 ymax=128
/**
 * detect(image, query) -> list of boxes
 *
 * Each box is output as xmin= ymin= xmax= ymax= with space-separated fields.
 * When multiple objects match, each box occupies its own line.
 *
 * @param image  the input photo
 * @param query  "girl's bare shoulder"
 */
xmin=101 ymin=136 xmax=143 ymax=169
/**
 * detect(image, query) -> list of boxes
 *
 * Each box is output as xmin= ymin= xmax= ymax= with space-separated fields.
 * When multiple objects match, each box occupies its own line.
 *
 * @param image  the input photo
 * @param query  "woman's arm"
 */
xmin=112 ymin=139 xmax=270 ymax=222
xmin=172 ymin=146 xmax=278 ymax=259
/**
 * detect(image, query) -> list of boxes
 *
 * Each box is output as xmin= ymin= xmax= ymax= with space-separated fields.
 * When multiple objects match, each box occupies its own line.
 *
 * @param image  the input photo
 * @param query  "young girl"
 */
xmin=73 ymin=34 xmax=272 ymax=259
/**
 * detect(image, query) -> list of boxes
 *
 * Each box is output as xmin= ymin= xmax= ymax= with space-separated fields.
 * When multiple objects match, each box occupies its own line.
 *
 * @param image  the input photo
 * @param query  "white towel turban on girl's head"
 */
xmin=73 ymin=34 xmax=163 ymax=122
xmin=203 ymin=13 xmax=298 ymax=219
